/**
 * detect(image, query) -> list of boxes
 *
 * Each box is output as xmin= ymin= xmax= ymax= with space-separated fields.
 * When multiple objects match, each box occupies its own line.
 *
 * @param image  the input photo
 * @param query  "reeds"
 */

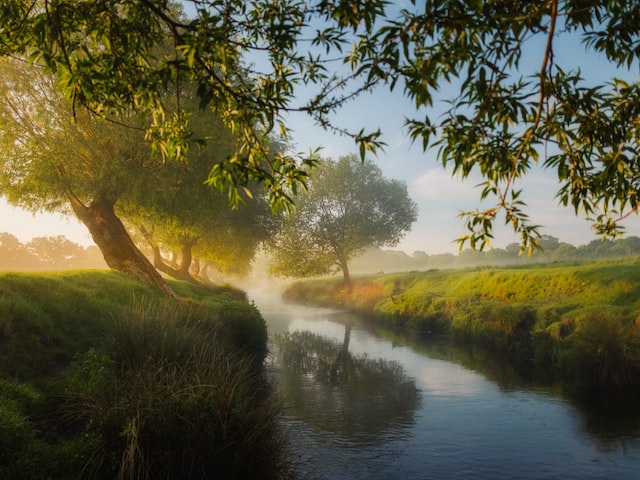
xmin=0 ymin=271 xmax=291 ymax=479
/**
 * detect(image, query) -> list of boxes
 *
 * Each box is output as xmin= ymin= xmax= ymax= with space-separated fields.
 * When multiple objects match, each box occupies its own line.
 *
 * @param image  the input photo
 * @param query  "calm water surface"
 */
xmin=250 ymin=290 xmax=640 ymax=480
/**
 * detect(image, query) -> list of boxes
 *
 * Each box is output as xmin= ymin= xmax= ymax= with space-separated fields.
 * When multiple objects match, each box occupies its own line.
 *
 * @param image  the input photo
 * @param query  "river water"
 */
xmin=250 ymin=290 xmax=640 ymax=480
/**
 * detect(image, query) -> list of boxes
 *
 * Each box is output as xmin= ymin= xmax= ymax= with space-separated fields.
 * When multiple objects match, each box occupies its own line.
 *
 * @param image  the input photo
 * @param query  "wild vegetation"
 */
xmin=3 ymin=1 xmax=639 ymax=256
xmin=2 ymin=2 xmax=640 ymax=296
xmin=283 ymin=260 xmax=640 ymax=388
xmin=0 ymin=271 xmax=292 ymax=479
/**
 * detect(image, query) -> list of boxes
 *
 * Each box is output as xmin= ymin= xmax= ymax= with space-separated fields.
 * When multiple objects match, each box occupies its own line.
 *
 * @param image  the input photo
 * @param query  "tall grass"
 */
xmin=60 ymin=300 xmax=289 ymax=480
xmin=0 ymin=271 xmax=292 ymax=479
xmin=284 ymin=261 xmax=640 ymax=387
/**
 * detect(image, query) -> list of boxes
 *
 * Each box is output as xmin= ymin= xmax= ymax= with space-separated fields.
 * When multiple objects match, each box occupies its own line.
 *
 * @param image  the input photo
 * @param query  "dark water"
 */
xmin=250 ymin=290 xmax=640 ymax=480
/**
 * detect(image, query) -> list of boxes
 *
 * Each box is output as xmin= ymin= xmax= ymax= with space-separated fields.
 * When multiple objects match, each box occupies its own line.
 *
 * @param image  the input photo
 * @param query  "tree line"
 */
xmin=0 ymin=154 xmax=416 ymax=286
xmin=0 ymin=233 xmax=106 ymax=271
xmin=350 ymin=235 xmax=640 ymax=274
xmin=8 ymin=230 xmax=639 ymax=279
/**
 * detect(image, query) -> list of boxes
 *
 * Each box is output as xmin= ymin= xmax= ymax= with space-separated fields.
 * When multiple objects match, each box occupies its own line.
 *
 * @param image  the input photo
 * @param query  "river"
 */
xmin=250 ymin=289 xmax=640 ymax=480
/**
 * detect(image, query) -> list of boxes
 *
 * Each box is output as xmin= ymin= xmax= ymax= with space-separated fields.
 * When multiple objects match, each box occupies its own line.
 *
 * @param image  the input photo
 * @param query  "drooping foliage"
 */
xmin=0 ymin=56 xmax=273 ymax=290
xmin=350 ymin=0 xmax=640 ymax=250
xmin=1 ymin=1 xmax=639 ymax=251
xmin=121 ymin=102 xmax=280 ymax=283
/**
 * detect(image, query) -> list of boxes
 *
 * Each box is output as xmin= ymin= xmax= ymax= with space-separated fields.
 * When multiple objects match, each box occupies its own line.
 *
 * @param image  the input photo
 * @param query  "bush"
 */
xmin=59 ymin=300 xmax=290 ymax=480
xmin=0 ymin=271 xmax=288 ymax=479
xmin=563 ymin=310 xmax=640 ymax=387
xmin=0 ymin=380 xmax=40 ymax=471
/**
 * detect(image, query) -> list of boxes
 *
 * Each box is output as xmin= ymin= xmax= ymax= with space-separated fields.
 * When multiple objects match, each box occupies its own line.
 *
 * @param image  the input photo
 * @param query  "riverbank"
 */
xmin=0 ymin=270 xmax=291 ymax=479
xmin=283 ymin=260 xmax=640 ymax=388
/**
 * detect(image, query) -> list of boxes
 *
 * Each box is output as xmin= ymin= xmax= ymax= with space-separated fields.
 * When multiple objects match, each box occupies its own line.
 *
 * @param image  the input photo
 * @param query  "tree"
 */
xmin=354 ymin=1 xmax=640 ymax=251
xmin=25 ymin=236 xmax=85 ymax=269
xmin=0 ymin=56 xmax=182 ymax=293
xmin=269 ymin=155 xmax=417 ymax=285
xmin=0 ymin=52 xmax=276 ymax=292
xmin=122 ymin=110 xmax=280 ymax=284
xmin=0 ymin=0 xmax=384 ymax=212
xmin=0 ymin=233 xmax=32 ymax=271
xmin=2 ymin=1 xmax=639 ymax=253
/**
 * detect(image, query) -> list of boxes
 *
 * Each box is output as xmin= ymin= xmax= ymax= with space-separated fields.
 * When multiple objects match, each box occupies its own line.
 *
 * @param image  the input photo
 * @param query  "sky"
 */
xmin=2 ymin=4 xmax=640 ymax=255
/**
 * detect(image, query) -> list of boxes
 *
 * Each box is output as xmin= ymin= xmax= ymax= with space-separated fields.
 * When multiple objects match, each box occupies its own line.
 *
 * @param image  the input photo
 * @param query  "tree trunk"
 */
xmin=177 ymin=236 xmax=196 ymax=278
xmin=197 ymin=262 xmax=214 ymax=284
xmin=191 ymin=257 xmax=201 ymax=277
xmin=168 ymin=251 xmax=180 ymax=269
xmin=337 ymin=252 xmax=351 ymax=288
xmin=67 ymin=193 xmax=177 ymax=297
xmin=138 ymin=225 xmax=199 ymax=285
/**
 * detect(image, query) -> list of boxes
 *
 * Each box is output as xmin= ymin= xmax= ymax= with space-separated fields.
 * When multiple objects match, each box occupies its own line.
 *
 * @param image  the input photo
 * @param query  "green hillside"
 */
xmin=284 ymin=261 xmax=640 ymax=388
xmin=0 ymin=271 xmax=290 ymax=479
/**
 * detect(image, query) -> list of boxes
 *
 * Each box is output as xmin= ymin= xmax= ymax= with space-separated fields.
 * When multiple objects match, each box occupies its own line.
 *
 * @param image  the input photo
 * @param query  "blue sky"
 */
xmin=2 ymin=3 xmax=640 ymax=254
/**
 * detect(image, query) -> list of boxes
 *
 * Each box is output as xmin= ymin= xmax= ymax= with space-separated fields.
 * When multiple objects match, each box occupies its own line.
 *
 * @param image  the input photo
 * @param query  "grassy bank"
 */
xmin=283 ymin=261 xmax=640 ymax=388
xmin=0 ymin=270 xmax=291 ymax=479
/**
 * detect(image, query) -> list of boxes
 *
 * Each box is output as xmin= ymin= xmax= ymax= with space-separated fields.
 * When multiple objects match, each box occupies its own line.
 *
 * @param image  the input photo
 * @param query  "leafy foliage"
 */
xmin=269 ymin=154 xmax=418 ymax=283
xmin=354 ymin=0 xmax=640 ymax=250
xmin=121 ymin=106 xmax=280 ymax=281
xmin=2 ymin=0 xmax=639 ymax=250
xmin=0 ymin=0 xmax=390 ymax=210
xmin=0 ymin=271 xmax=285 ymax=479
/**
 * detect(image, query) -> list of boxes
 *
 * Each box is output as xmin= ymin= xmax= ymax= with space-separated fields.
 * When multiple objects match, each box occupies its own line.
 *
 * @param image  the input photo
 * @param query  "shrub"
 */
xmin=563 ymin=309 xmax=640 ymax=387
xmin=59 ymin=300 xmax=290 ymax=480
xmin=0 ymin=379 xmax=40 ymax=471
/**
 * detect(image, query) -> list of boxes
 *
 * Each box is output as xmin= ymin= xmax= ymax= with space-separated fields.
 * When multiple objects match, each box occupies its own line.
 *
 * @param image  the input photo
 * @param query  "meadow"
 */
xmin=283 ymin=260 xmax=640 ymax=388
xmin=0 ymin=271 xmax=291 ymax=479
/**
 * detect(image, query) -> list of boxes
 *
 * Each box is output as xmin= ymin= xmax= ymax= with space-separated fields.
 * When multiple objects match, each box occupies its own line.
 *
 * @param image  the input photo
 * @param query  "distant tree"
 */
xmin=25 ymin=236 xmax=85 ymax=269
xmin=0 ymin=233 xmax=107 ymax=271
xmin=427 ymin=253 xmax=457 ymax=269
xmin=538 ymin=235 xmax=561 ymax=252
xmin=552 ymin=243 xmax=579 ymax=262
xmin=269 ymin=155 xmax=417 ymax=285
xmin=0 ymin=233 xmax=31 ymax=270
xmin=350 ymin=248 xmax=416 ymax=275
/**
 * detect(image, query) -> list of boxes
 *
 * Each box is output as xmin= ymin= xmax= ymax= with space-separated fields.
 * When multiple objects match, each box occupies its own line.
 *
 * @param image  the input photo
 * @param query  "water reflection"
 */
xmin=271 ymin=329 xmax=421 ymax=445
xmin=254 ymin=290 xmax=640 ymax=480
xmin=365 ymin=321 xmax=640 ymax=449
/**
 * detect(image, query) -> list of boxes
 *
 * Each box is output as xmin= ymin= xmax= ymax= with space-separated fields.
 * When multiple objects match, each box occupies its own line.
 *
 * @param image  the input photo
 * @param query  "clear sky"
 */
xmin=2 ymin=4 xmax=640 ymax=254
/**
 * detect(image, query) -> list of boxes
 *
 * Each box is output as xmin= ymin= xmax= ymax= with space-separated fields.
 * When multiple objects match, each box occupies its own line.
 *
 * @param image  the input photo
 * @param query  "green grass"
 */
xmin=283 ymin=260 xmax=640 ymax=388
xmin=0 ymin=270 xmax=292 ymax=480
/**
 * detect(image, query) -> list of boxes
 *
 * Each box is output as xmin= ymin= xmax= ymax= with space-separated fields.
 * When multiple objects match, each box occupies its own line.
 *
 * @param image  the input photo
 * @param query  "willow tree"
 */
xmin=0 ymin=57 xmax=182 ymax=292
xmin=1 ymin=1 xmax=639 ymax=253
xmin=269 ymin=155 xmax=417 ymax=286
xmin=351 ymin=1 xmax=640 ymax=251
xmin=123 ymin=108 xmax=280 ymax=284
xmin=131 ymin=174 xmax=277 ymax=284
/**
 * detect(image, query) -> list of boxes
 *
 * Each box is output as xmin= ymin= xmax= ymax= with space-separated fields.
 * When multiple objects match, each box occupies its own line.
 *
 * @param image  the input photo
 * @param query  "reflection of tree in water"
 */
xmin=271 ymin=329 xmax=421 ymax=445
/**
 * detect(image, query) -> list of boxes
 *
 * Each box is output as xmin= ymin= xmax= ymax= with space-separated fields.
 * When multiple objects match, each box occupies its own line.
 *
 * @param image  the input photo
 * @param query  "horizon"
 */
xmin=2 ymin=3 xmax=640 ymax=256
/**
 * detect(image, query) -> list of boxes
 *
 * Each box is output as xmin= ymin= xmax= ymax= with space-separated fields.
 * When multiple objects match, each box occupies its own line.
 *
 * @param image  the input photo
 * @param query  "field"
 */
xmin=283 ymin=260 xmax=640 ymax=388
